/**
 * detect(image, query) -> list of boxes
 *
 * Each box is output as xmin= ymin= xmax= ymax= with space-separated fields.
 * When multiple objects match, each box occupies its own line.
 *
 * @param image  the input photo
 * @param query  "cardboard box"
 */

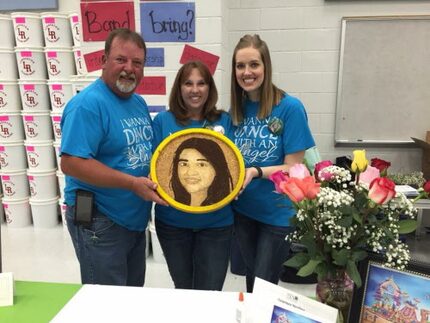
xmin=411 ymin=131 xmax=430 ymax=180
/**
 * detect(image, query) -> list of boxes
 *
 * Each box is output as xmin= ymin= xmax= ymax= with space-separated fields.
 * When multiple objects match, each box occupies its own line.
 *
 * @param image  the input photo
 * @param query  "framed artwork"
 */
xmin=349 ymin=253 xmax=430 ymax=323
xmin=150 ymin=128 xmax=245 ymax=213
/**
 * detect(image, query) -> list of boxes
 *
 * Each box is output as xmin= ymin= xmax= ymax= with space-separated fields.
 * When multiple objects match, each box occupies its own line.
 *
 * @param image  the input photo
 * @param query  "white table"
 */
xmin=51 ymin=284 xmax=241 ymax=323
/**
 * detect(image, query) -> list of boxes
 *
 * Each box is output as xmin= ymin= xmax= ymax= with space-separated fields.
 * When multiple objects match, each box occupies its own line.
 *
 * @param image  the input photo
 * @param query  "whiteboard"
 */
xmin=335 ymin=16 xmax=430 ymax=145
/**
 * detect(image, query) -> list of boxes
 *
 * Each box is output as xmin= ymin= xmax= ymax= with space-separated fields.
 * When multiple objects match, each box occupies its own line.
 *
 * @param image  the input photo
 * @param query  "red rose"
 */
xmin=368 ymin=177 xmax=396 ymax=204
xmin=423 ymin=180 xmax=430 ymax=194
xmin=371 ymin=158 xmax=391 ymax=175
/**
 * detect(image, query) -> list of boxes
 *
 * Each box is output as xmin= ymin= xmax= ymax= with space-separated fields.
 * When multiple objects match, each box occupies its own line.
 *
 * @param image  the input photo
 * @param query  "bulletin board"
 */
xmin=335 ymin=16 xmax=430 ymax=146
xmin=0 ymin=0 xmax=57 ymax=10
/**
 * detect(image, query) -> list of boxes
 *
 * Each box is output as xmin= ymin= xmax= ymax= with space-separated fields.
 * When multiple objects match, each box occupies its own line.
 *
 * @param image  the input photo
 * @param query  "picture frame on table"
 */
xmin=348 ymin=253 xmax=430 ymax=323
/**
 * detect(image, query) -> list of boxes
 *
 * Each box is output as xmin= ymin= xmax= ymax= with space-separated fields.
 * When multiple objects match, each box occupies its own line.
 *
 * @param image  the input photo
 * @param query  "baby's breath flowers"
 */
xmin=269 ymin=152 xmax=418 ymax=288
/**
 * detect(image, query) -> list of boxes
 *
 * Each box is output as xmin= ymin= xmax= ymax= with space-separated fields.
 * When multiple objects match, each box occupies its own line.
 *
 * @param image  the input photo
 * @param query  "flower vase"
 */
xmin=316 ymin=271 xmax=354 ymax=323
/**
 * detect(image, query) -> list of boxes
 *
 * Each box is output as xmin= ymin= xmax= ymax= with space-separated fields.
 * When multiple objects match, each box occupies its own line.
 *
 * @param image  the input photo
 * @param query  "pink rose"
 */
xmin=269 ymin=170 xmax=289 ymax=193
xmin=279 ymin=176 xmax=320 ymax=203
xmin=314 ymin=160 xmax=333 ymax=181
xmin=289 ymin=164 xmax=310 ymax=179
xmin=359 ymin=166 xmax=380 ymax=185
xmin=368 ymin=177 xmax=396 ymax=204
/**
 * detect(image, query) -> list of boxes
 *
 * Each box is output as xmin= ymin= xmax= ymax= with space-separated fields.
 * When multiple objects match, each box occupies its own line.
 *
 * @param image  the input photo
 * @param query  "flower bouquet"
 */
xmin=269 ymin=150 xmax=421 ymax=288
xmin=269 ymin=151 xmax=426 ymax=321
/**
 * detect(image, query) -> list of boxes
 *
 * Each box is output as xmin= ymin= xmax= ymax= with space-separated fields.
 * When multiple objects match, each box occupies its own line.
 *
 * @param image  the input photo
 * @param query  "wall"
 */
xmin=58 ymin=0 xmax=430 ymax=173
xmin=226 ymin=0 xmax=430 ymax=173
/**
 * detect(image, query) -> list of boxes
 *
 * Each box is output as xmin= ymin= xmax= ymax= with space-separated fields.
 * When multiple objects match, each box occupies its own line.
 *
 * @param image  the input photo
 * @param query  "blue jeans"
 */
xmin=155 ymin=218 xmax=232 ymax=290
xmin=66 ymin=206 xmax=146 ymax=286
xmin=234 ymin=212 xmax=293 ymax=292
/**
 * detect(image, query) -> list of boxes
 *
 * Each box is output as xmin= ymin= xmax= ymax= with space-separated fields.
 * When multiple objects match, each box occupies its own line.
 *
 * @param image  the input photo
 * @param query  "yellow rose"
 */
xmin=351 ymin=150 xmax=368 ymax=173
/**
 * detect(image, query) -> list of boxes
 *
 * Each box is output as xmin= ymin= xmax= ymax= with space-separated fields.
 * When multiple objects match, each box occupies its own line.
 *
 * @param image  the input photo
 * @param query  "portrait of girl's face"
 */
xmin=177 ymin=148 xmax=216 ymax=197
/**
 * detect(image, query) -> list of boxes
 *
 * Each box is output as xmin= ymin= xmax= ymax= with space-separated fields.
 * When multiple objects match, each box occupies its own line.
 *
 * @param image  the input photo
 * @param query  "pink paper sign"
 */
xmin=179 ymin=45 xmax=220 ymax=75
xmin=83 ymin=49 xmax=104 ymax=72
xmin=80 ymin=1 xmax=135 ymax=42
xmin=135 ymin=76 xmax=166 ymax=95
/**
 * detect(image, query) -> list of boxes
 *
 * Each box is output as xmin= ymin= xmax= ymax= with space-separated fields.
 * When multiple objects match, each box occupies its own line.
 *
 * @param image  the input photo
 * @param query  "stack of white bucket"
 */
xmin=11 ymin=12 xmax=62 ymax=229
xmin=42 ymin=12 xmax=81 ymax=229
xmin=0 ymin=13 xmax=32 ymax=227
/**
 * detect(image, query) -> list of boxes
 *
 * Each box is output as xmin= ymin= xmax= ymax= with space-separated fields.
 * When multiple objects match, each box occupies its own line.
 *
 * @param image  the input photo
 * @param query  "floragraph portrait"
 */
xmin=151 ymin=128 xmax=244 ymax=213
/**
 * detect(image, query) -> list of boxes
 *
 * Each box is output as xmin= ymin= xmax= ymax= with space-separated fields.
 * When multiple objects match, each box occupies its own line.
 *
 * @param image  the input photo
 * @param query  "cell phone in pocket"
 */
xmin=74 ymin=189 xmax=94 ymax=227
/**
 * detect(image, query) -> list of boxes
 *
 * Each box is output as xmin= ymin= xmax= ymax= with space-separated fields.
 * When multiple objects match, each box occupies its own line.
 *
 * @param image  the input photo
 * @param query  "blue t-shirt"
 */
xmin=61 ymin=78 xmax=153 ymax=231
xmin=231 ymin=94 xmax=315 ymax=226
xmin=152 ymin=110 xmax=234 ymax=229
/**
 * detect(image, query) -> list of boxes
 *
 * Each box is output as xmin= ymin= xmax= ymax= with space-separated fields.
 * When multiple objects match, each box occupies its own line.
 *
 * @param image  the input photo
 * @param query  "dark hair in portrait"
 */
xmin=169 ymin=60 xmax=222 ymax=126
xmin=230 ymin=34 xmax=285 ymax=125
xmin=171 ymin=137 xmax=233 ymax=206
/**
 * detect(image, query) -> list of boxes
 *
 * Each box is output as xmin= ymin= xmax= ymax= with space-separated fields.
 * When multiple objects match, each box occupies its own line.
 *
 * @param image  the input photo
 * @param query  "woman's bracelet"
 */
xmin=253 ymin=166 xmax=263 ymax=179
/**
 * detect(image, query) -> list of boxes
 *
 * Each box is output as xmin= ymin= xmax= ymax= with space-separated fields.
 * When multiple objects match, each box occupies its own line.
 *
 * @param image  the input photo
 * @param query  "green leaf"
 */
xmin=284 ymin=253 xmax=310 ymax=269
xmin=332 ymin=249 xmax=350 ymax=266
xmin=338 ymin=216 xmax=353 ymax=227
xmin=315 ymin=262 xmax=328 ymax=281
xmin=352 ymin=250 xmax=368 ymax=262
xmin=301 ymin=233 xmax=317 ymax=256
xmin=346 ymin=260 xmax=362 ymax=288
xmin=297 ymin=259 xmax=321 ymax=277
xmin=352 ymin=211 xmax=363 ymax=225
xmin=398 ymin=220 xmax=417 ymax=234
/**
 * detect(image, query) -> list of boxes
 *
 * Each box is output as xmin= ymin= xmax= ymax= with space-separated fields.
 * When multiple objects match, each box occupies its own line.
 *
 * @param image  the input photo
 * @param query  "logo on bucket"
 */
xmin=24 ymin=120 xmax=40 ymax=138
xmin=0 ymin=120 xmax=13 ymax=138
xmin=23 ymin=89 xmax=39 ymax=108
xmin=4 ymin=208 xmax=12 ymax=224
xmin=72 ymin=22 xmax=80 ymax=42
xmin=47 ymin=58 xmax=61 ymax=76
xmin=20 ymin=58 xmax=36 ymax=76
xmin=52 ymin=121 xmax=61 ymax=139
xmin=0 ymin=90 xmax=8 ymax=108
xmin=45 ymin=24 xmax=61 ymax=43
xmin=2 ymin=180 xmax=16 ymax=197
xmin=0 ymin=151 xmax=9 ymax=168
xmin=28 ymin=178 xmax=37 ymax=197
xmin=26 ymin=150 xmax=40 ymax=168
xmin=51 ymin=90 xmax=65 ymax=108
xmin=15 ymin=25 xmax=30 ymax=42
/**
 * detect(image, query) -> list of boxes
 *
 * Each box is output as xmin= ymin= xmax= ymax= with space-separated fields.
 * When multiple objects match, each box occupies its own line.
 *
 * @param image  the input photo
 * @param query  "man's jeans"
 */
xmin=66 ymin=206 xmax=146 ymax=286
xmin=155 ymin=218 xmax=232 ymax=290
xmin=234 ymin=213 xmax=293 ymax=292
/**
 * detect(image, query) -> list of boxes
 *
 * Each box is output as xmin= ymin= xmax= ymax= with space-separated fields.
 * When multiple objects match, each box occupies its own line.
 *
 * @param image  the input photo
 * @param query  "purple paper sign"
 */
xmin=148 ymin=105 xmax=166 ymax=113
xmin=145 ymin=48 xmax=165 ymax=67
xmin=140 ymin=2 xmax=195 ymax=42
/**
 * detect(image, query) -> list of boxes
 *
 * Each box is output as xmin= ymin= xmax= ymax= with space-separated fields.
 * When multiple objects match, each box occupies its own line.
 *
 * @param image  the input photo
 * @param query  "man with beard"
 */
xmin=60 ymin=28 xmax=167 ymax=286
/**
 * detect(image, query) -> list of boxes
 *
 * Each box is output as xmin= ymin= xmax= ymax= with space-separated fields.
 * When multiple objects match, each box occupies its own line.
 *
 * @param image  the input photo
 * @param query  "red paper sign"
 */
xmin=179 ymin=45 xmax=220 ymax=75
xmin=136 ymin=76 xmax=166 ymax=95
xmin=80 ymin=1 xmax=135 ymax=42
xmin=84 ymin=49 xmax=105 ymax=72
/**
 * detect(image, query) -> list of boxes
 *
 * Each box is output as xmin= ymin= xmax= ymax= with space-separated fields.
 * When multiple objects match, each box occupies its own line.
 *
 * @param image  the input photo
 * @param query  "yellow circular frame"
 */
xmin=150 ymin=128 xmax=245 ymax=214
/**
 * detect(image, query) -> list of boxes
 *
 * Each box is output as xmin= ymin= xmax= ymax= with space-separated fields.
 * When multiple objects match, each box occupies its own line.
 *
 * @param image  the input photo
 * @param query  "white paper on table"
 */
xmin=395 ymin=185 xmax=419 ymax=197
xmin=243 ymin=278 xmax=338 ymax=323
xmin=0 ymin=272 xmax=14 ymax=307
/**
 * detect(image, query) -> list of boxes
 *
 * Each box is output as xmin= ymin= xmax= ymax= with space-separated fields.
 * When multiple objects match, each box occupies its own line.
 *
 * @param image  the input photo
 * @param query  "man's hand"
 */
xmin=131 ymin=176 xmax=169 ymax=206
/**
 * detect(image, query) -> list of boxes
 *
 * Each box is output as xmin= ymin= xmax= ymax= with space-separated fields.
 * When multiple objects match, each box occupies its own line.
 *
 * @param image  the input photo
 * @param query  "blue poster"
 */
xmin=145 ymin=48 xmax=165 ymax=67
xmin=140 ymin=2 xmax=195 ymax=42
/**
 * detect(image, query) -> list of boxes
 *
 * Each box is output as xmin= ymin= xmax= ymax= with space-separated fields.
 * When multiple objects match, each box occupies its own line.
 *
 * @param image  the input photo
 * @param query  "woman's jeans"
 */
xmin=234 ymin=212 xmax=293 ymax=292
xmin=66 ymin=206 xmax=147 ymax=286
xmin=155 ymin=218 xmax=232 ymax=291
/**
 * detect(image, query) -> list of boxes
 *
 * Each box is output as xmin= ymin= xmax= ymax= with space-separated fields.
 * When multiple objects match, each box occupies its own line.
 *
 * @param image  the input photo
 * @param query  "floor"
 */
xmin=1 ymin=222 xmax=429 ymax=299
